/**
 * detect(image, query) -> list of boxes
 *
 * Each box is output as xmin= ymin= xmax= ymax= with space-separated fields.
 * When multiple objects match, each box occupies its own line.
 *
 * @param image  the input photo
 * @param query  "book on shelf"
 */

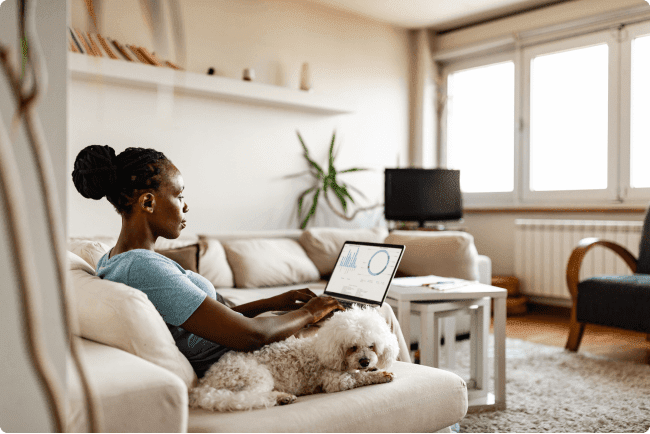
xmin=73 ymin=28 xmax=92 ymax=55
xmin=69 ymin=27 xmax=84 ymax=53
xmin=127 ymin=44 xmax=150 ymax=64
xmin=165 ymin=60 xmax=183 ymax=70
xmin=109 ymin=38 xmax=134 ymax=61
xmin=95 ymin=33 xmax=118 ymax=59
xmin=138 ymin=46 xmax=162 ymax=67
xmin=86 ymin=31 xmax=103 ymax=57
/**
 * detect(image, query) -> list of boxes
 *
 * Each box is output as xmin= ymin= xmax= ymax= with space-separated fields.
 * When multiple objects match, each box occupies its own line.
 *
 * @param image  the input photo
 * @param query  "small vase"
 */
xmin=300 ymin=62 xmax=312 ymax=91
xmin=243 ymin=68 xmax=255 ymax=81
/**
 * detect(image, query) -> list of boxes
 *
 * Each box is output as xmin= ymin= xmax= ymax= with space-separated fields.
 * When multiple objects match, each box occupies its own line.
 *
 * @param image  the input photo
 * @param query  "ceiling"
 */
xmin=304 ymin=0 xmax=571 ymax=30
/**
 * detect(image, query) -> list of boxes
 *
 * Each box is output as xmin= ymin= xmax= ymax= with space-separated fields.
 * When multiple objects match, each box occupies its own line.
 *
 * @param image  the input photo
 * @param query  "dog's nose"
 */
xmin=359 ymin=358 xmax=370 ymax=368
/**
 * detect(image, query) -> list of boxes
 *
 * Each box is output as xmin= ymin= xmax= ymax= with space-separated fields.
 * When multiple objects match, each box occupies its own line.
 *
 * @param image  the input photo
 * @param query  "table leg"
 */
xmin=397 ymin=299 xmax=411 ymax=357
xmin=421 ymin=309 xmax=436 ymax=367
xmin=444 ymin=316 xmax=456 ymax=369
xmin=494 ymin=296 xmax=507 ymax=409
xmin=469 ymin=301 xmax=487 ymax=393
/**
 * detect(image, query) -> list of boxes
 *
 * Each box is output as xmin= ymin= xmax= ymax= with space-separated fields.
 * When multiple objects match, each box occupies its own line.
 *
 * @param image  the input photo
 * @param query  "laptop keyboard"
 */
xmin=339 ymin=299 xmax=358 ymax=309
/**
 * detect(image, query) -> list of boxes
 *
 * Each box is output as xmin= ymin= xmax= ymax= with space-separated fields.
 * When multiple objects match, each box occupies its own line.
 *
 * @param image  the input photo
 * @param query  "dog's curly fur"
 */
xmin=188 ymin=305 xmax=400 ymax=411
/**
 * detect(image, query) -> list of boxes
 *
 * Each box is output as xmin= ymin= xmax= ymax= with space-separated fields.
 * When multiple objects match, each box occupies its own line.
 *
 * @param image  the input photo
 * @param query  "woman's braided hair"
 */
xmin=72 ymin=145 xmax=170 ymax=215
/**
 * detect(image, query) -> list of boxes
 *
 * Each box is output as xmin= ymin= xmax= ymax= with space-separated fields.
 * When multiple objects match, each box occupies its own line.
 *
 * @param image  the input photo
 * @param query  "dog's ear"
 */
xmin=376 ymin=333 xmax=399 ymax=369
xmin=314 ymin=315 xmax=348 ymax=371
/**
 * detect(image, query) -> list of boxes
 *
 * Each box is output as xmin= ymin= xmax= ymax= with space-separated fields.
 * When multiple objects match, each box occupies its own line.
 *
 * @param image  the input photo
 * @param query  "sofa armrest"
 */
xmin=477 ymin=254 xmax=492 ymax=286
xmin=67 ymin=337 xmax=188 ymax=433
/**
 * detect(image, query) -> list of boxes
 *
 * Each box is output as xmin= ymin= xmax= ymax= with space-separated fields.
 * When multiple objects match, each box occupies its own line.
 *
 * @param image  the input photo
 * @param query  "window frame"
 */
xmin=441 ymin=52 xmax=519 ymax=207
xmin=621 ymin=20 xmax=650 ymax=201
xmin=521 ymin=30 xmax=620 ymax=205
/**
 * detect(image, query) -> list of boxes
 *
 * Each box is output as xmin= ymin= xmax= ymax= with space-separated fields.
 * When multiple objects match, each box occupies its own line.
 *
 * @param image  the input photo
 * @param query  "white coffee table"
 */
xmin=386 ymin=277 xmax=507 ymax=411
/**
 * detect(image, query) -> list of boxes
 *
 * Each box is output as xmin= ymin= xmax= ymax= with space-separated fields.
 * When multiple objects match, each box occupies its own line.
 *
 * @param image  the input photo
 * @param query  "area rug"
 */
xmin=437 ymin=336 xmax=650 ymax=433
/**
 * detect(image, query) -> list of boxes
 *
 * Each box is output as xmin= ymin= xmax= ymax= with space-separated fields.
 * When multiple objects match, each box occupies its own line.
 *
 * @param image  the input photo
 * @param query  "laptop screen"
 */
xmin=324 ymin=241 xmax=405 ymax=305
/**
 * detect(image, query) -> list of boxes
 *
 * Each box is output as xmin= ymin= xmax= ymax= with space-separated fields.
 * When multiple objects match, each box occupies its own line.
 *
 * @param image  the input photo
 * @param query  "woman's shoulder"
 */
xmin=105 ymin=249 xmax=183 ymax=272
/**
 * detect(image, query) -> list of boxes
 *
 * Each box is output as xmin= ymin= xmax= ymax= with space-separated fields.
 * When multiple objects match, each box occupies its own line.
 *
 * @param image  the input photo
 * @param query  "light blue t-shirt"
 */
xmin=96 ymin=248 xmax=230 ymax=377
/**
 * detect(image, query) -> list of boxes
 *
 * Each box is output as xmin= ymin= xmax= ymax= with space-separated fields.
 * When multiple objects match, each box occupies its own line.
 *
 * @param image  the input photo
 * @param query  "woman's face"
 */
xmin=150 ymin=164 xmax=189 ymax=239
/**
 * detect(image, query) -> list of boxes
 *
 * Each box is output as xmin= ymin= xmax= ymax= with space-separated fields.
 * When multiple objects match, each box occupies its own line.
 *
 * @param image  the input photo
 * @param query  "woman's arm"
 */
xmin=180 ymin=295 xmax=342 ymax=352
xmin=231 ymin=288 xmax=317 ymax=318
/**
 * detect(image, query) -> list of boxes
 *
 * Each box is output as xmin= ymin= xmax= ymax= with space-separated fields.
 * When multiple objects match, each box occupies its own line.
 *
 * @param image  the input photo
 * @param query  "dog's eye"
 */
xmin=351 ymin=346 xmax=357 ymax=352
xmin=370 ymin=344 xmax=375 ymax=350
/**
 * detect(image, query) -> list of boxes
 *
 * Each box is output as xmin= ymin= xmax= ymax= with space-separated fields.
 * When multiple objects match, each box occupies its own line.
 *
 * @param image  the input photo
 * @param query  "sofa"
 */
xmin=65 ymin=227 xmax=490 ymax=432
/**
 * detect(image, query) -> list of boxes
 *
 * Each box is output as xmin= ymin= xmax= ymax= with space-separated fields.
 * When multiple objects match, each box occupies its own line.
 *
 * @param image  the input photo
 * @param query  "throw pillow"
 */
xmin=155 ymin=244 xmax=199 ymax=273
xmin=384 ymin=230 xmax=480 ymax=281
xmin=67 ymin=251 xmax=198 ymax=388
xmin=197 ymin=236 xmax=235 ymax=288
xmin=298 ymin=227 xmax=390 ymax=276
xmin=68 ymin=239 xmax=112 ymax=270
xmin=223 ymin=238 xmax=320 ymax=288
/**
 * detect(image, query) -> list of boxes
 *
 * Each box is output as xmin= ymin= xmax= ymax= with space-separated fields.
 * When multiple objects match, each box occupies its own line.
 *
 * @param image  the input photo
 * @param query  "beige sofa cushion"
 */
xmin=298 ymin=227 xmax=389 ymax=276
xmin=68 ymin=239 xmax=112 ymax=270
xmin=188 ymin=361 xmax=467 ymax=433
xmin=385 ymin=230 xmax=480 ymax=281
xmin=223 ymin=238 xmax=320 ymax=288
xmin=67 ymin=338 xmax=188 ymax=433
xmin=197 ymin=236 xmax=235 ymax=288
xmin=67 ymin=251 xmax=198 ymax=388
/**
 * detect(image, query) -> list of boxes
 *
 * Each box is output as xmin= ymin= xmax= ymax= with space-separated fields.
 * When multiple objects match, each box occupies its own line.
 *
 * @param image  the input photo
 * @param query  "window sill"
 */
xmin=464 ymin=205 xmax=647 ymax=214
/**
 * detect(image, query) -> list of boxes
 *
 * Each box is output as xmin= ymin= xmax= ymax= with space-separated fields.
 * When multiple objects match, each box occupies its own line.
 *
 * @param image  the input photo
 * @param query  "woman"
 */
xmin=72 ymin=144 xmax=347 ymax=378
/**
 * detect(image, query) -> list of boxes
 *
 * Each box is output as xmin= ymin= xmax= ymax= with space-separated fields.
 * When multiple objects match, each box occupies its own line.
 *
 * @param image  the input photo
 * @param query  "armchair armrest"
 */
xmin=565 ymin=237 xmax=638 ymax=302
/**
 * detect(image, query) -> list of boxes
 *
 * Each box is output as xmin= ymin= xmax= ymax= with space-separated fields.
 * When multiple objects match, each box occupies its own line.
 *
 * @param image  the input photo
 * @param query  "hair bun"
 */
xmin=72 ymin=145 xmax=119 ymax=200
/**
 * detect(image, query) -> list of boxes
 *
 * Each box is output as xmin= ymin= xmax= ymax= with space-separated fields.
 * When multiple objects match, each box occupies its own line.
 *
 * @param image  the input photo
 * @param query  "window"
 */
xmin=528 ymin=43 xmax=609 ymax=192
xmin=441 ymin=25 xmax=650 ymax=207
xmin=630 ymin=33 xmax=650 ymax=189
xmin=446 ymin=61 xmax=515 ymax=194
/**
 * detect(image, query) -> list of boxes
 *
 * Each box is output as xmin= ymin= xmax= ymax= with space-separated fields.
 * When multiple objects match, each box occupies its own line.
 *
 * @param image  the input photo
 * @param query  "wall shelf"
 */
xmin=68 ymin=52 xmax=354 ymax=115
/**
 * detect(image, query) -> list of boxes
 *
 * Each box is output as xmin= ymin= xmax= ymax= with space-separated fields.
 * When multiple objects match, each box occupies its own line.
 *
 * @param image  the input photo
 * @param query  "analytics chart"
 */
xmin=327 ymin=244 xmax=403 ymax=302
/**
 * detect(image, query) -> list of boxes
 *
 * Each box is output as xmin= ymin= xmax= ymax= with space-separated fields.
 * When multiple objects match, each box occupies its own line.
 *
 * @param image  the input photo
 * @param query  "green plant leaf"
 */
xmin=283 ymin=170 xmax=312 ymax=179
xmin=328 ymin=131 xmax=336 ymax=175
xmin=297 ymin=130 xmax=324 ymax=179
xmin=339 ymin=183 xmax=355 ymax=204
xmin=297 ymin=186 xmax=316 ymax=220
xmin=301 ymin=188 xmax=321 ymax=229
xmin=331 ymin=183 xmax=348 ymax=213
xmin=339 ymin=167 xmax=369 ymax=173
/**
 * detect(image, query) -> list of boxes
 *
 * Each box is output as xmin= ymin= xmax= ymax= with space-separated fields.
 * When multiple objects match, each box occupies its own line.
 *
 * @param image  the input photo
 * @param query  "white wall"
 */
xmin=0 ymin=0 xmax=68 ymax=432
xmin=68 ymin=0 xmax=410 ymax=237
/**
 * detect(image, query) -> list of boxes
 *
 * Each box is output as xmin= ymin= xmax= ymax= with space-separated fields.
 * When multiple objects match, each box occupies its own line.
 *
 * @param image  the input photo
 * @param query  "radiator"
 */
xmin=514 ymin=219 xmax=644 ymax=306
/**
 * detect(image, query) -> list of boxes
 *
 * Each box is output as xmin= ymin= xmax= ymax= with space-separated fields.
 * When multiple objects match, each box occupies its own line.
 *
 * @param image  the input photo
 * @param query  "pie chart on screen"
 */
xmin=367 ymin=250 xmax=390 ymax=276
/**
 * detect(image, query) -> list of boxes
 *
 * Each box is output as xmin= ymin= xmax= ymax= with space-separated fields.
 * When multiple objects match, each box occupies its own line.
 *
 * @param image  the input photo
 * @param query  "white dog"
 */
xmin=189 ymin=305 xmax=400 ymax=411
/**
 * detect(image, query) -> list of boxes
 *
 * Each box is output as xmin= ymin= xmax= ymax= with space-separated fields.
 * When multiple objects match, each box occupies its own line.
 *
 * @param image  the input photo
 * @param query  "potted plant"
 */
xmin=287 ymin=130 xmax=381 ymax=229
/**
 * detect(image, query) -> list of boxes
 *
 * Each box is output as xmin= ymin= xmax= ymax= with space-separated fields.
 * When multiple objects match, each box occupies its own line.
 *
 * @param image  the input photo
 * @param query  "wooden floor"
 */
xmin=492 ymin=304 xmax=650 ymax=364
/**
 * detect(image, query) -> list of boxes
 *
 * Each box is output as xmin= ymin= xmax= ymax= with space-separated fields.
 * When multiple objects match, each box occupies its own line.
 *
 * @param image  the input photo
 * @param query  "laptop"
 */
xmin=321 ymin=241 xmax=405 ymax=309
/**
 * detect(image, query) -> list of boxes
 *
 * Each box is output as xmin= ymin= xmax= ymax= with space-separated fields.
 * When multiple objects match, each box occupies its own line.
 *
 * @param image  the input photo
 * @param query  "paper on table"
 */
xmin=392 ymin=275 xmax=476 ymax=291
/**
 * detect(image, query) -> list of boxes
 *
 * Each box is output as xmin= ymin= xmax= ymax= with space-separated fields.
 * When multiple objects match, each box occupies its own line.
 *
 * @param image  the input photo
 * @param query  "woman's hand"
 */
xmin=300 ymin=296 xmax=344 ymax=323
xmin=266 ymin=288 xmax=318 ymax=312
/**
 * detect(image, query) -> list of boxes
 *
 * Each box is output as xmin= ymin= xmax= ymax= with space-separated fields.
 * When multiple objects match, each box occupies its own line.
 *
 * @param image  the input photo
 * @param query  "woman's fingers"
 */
xmin=296 ymin=288 xmax=317 ymax=298
xmin=292 ymin=288 xmax=317 ymax=302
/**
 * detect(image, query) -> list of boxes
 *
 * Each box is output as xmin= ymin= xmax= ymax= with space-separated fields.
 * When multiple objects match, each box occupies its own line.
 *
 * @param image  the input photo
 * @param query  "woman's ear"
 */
xmin=139 ymin=193 xmax=155 ymax=213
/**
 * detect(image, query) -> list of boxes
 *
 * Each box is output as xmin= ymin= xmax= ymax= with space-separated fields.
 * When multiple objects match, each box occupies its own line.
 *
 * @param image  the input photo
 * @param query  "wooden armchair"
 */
xmin=565 ymin=210 xmax=650 ymax=351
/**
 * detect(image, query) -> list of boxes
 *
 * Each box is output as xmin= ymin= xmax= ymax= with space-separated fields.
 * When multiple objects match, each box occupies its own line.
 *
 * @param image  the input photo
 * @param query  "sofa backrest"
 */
xmin=199 ymin=229 xmax=303 ymax=242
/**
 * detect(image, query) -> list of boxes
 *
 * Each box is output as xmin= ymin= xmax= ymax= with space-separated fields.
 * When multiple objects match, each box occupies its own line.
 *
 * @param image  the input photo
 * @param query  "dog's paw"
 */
xmin=276 ymin=392 xmax=298 ymax=406
xmin=375 ymin=371 xmax=394 ymax=383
